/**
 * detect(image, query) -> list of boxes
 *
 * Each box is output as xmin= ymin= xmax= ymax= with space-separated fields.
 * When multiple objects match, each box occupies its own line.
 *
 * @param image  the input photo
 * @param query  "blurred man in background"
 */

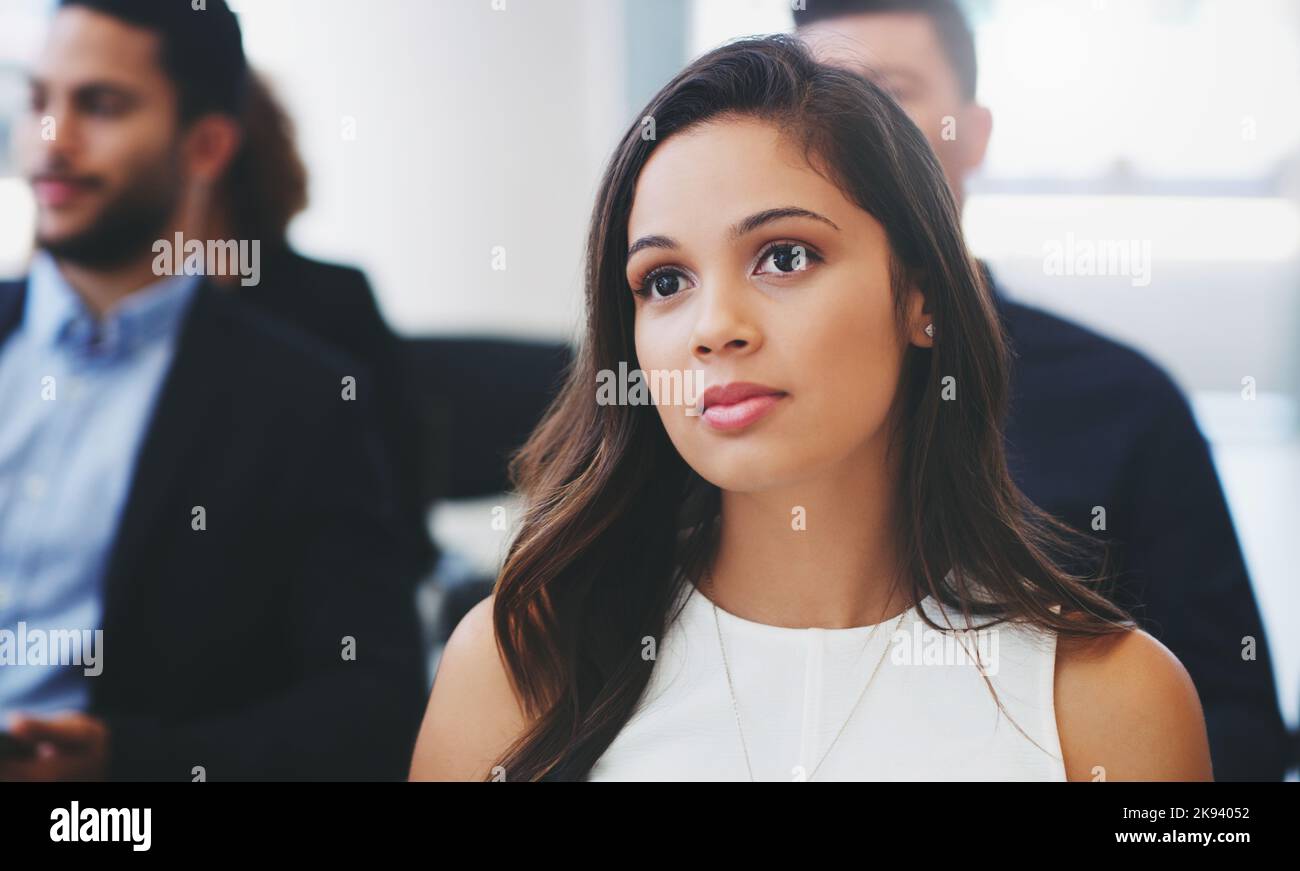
xmin=796 ymin=0 xmax=1290 ymax=780
xmin=0 ymin=0 xmax=424 ymax=780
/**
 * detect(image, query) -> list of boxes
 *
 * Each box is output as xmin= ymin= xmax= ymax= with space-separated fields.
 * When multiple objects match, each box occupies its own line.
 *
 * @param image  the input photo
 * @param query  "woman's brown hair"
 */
xmin=490 ymin=34 xmax=1133 ymax=781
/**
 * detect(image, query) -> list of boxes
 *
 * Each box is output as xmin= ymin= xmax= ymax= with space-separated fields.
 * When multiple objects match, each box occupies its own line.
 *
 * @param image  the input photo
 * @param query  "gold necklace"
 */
xmin=701 ymin=570 xmax=910 ymax=782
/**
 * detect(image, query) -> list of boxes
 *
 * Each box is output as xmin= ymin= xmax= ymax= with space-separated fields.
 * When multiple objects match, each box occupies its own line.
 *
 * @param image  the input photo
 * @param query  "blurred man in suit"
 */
xmin=796 ymin=0 xmax=1289 ymax=779
xmin=0 ymin=0 xmax=425 ymax=780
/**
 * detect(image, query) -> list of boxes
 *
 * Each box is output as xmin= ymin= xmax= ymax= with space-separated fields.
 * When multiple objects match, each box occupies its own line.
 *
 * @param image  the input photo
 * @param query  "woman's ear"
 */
xmin=905 ymin=284 xmax=934 ymax=348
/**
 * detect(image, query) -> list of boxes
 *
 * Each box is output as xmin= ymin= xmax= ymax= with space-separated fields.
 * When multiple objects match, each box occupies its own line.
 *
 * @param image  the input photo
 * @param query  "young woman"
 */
xmin=409 ymin=35 xmax=1212 ymax=782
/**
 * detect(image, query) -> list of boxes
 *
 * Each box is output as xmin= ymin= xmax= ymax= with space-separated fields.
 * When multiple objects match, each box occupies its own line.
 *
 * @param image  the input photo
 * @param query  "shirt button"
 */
xmin=25 ymin=474 xmax=47 ymax=501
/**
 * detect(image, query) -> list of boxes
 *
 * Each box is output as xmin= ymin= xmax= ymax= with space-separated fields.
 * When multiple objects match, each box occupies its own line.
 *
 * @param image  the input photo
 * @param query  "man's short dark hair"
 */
xmin=793 ymin=0 xmax=977 ymax=101
xmin=59 ymin=0 xmax=249 ymax=122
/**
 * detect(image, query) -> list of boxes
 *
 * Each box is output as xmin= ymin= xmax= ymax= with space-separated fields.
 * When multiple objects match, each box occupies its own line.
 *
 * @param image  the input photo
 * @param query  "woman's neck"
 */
xmin=707 ymin=436 xmax=913 ymax=630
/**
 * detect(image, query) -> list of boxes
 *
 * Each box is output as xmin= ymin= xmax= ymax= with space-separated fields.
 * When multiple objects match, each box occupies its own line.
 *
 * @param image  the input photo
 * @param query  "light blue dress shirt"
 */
xmin=0 ymin=251 xmax=199 ymax=719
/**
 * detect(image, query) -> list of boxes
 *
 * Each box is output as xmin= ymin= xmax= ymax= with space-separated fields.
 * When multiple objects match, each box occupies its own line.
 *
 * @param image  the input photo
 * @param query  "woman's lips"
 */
xmin=701 ymin=392 xmax=786 ymax=431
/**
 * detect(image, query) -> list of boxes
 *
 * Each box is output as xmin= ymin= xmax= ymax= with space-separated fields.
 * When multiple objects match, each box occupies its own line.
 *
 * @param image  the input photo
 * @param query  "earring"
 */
xmin=924 ymin=323 xmax=934 ymax=338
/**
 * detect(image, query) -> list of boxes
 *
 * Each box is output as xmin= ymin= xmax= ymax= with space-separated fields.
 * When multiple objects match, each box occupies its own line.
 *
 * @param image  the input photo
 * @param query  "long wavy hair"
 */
xmin=215 ymin=70 xmax=308 ymax=248
xmin=490 ymin=34 xmax=1132 ymax=782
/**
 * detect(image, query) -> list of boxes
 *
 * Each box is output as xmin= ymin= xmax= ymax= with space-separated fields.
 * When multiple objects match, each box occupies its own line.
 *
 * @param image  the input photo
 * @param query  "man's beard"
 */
xmin=36 ymin=164 xmax=182 ymax=270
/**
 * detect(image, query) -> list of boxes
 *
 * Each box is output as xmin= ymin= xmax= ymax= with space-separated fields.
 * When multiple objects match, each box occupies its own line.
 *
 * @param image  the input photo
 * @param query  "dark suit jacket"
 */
xmin=988 ymin=266 xmax=1290 ymax=781
xmin=233 ymin=248 xmax=440 ymax=577
xmin=0 ymin=277 xmax=428 ymax=781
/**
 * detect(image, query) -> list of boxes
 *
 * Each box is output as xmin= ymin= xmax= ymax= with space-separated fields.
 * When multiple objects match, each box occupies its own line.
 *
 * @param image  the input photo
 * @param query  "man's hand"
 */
xmin=0 ymin=712 xmax=109 ymax=781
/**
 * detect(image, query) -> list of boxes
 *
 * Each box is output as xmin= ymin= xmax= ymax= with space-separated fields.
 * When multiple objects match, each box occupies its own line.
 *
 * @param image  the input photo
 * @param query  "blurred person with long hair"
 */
xmin=206 ymin=70 xmax=439 ymax=582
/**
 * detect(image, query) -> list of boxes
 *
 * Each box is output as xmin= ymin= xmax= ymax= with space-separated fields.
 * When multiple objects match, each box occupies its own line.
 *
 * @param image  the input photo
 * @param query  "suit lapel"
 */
xmin=98 ymin=282 xmax=228 ymax=647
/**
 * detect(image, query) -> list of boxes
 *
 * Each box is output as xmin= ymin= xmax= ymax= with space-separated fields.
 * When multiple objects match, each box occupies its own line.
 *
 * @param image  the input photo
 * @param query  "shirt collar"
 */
xmin=25 ymin=250 xmax=201 ymax=360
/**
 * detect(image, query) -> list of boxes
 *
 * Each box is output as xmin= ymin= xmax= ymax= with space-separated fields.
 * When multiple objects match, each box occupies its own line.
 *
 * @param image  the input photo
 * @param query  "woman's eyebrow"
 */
xmin=626 ymin=234 xmax=677 ymax=263
xmin=731 ymin=206 xmax=840 ymax=238
xmin=626 ymin=207 xmax=839 ymax=264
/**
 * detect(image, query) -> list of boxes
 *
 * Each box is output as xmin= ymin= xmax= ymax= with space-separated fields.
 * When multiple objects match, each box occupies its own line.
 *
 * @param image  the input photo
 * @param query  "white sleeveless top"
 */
xmin=587 ymin=580 xmax=1067 ymax=781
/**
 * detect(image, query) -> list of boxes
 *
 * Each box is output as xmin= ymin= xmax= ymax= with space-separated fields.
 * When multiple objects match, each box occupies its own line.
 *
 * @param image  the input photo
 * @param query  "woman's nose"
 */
xmin=689 ymin=278 xmax=762 ymax=360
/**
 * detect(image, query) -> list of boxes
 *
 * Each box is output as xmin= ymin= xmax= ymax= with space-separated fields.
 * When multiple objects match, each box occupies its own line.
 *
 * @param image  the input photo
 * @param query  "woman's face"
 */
xmin=625 ymin=115 xmax=932 ymax=492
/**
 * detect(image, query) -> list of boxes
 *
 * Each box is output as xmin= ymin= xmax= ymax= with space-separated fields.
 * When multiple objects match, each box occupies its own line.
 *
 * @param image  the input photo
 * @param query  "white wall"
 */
xmin=220 ymin=0 xmax=631 ymax=339
xmin=232 ymin=0 xmax=627 ymax=339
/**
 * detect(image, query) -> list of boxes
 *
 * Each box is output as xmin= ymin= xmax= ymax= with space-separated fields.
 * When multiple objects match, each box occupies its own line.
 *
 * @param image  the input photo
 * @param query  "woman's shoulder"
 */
xmin=921 ymin=590 xmax=1212 ymax=780
xmin=1053 ymin=625 xmax=1213 ymax=781
xmin=408 ymin=593 xmax=531 ymax=781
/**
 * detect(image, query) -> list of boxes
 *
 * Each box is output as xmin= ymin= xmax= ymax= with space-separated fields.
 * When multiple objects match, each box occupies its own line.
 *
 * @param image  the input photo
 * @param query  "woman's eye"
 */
xmin=756 ymin=243 xmax=817 ymax=275
xmin=640 ymin=270 xmax=688 ymax=299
